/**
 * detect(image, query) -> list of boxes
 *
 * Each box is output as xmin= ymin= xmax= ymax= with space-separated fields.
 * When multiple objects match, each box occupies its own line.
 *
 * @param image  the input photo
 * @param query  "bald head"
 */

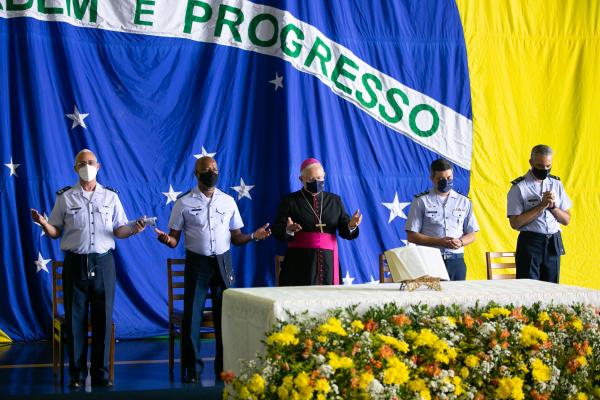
xmin=195 ymin=156 xmax=219 ymax=190
xmin=74 ymin=149 xmax=97 ymax=167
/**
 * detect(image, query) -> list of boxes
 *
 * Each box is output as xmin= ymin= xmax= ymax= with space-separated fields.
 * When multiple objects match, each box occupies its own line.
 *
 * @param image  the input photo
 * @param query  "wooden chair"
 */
xmin=485 ymin=252 xmax=517 ymax=280
xmin=274 ymin=256 xmax=285 ymax=286
xmin=52 ymin=261 xmax=115 ymax=383
xmin=167 ymin=258 xmax=214 ymax=380
xmin=378 ymin=253 xmax=393 ymax=283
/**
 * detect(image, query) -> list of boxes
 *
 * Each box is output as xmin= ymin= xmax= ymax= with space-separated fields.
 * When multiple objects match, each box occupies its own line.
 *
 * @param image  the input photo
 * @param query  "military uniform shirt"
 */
xmin=48 ymin=182 xmax=128 ymax=254
xmin=405 ymin=189 xmax=479 ymax=254
xmin=507 ymin=170 xmax=572 ymax=234
xmin=168 ymin=187 xmax=244 ymax=256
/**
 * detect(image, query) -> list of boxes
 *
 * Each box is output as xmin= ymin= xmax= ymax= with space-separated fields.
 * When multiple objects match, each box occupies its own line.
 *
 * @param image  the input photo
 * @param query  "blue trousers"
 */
xmin=516 ymin=231 xmax=562 ymax=283
xmin=182 ymin=250 xmax=227 ymax=378
xmin=62 ymin=251 xmax=115 ymax=381
xmin=444 ymin=257 xmax=467 ymax=281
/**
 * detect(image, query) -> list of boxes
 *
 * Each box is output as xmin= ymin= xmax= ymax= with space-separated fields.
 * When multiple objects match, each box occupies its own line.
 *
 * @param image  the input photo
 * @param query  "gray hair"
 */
xmin=530 ymin=144 xmax=553 ymax=159
xmin=74 ymin=149 xmax=96 ymax=163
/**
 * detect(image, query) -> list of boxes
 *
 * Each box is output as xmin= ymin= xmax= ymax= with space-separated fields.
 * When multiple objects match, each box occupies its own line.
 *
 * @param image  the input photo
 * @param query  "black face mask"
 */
xmin=306 ymin=180 xmax=325 ymax=194
xmin=437 ymin=178 xmax=453 ymax=193
xmin=531 ymin=167 xmax=550 ymax=180
xmin=198 ymin=171 xmax=218 ymax=188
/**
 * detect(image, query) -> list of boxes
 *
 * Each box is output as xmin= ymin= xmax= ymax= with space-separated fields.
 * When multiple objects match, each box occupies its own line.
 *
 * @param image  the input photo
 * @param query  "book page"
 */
xmin=384 ymin=245 xmax=450 ymax=281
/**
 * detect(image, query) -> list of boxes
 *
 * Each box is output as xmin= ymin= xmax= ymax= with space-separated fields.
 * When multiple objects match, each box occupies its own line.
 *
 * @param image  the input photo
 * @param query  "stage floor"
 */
xmin=0 ymin=338 xmax=223 ymax=399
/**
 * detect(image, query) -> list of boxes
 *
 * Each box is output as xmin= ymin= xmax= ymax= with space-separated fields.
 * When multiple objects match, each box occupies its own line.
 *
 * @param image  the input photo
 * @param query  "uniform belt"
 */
xmin=520 ymin=231 xmax=558 ymax=240
xmin=66 ymin=250 xmax=112 ymax=258
xmin=441 ymin=252 xmax=464 ymax=260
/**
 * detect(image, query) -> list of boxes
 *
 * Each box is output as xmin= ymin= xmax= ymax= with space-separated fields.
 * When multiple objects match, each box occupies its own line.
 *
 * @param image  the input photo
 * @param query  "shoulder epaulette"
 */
xmin=177 ymin=190 xmax=191 ymax=199
xmin=549 ymin=174 xmax=561 ymax=181
xmin=104 ymin=186 xmax=119 ymax=194
xmin=511 ymin=176 xmax=525 ymax=185
xmin=56 ymin=186 xmax=71 ymax=195
xmin=455 ymin=191 xmax=470 ymax=199
xmin=414 ymin=190 xmax=429 ymax=198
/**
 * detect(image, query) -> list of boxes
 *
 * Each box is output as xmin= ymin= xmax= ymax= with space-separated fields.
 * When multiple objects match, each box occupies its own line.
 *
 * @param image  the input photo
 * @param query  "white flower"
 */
xmin=368 ymin=379 xmax=384 ymax=395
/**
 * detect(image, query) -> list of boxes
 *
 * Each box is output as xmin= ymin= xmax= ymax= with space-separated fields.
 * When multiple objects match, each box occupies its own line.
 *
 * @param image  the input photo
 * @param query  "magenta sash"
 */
xmin=287 ymin=232 xmax=339 ymax=285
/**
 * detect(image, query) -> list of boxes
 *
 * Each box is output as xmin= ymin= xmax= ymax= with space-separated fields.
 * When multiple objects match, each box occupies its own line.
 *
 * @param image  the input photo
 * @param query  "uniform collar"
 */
xmin=429 ymin=188 xmax=458 ymax=199
xmin=72 ymin=181 xmax=104 ymax=195
xmin=191 ymin=186 xmax=221 ymax=200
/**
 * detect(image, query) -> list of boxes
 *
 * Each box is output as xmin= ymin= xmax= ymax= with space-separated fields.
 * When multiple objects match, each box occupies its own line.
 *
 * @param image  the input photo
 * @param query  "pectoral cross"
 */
xmin=316 ymin=223 xmax=326 ymax=233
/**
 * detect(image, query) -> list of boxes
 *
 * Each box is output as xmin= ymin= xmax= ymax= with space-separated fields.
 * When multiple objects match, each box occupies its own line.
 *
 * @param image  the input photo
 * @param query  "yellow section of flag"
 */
xmin=456 ymin=0 xmax=600 ymax=289
xmin=0 ymin=328 xmax=11 ymax=343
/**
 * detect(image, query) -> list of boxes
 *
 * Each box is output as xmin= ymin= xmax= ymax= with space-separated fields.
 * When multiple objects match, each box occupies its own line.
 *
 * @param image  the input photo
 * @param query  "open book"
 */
xmin=384 ymin=245 xmax=450 ymax=282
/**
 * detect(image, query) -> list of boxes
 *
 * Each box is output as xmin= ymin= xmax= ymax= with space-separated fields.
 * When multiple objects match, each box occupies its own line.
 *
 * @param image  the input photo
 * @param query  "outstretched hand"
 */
xmin=253 ymin=223 xmax=272 ymax=240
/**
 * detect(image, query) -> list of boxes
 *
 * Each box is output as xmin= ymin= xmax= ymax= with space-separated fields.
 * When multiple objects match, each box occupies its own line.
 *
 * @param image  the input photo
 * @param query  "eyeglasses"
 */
xmin=76 ymin=160 xmax=97 ymax=168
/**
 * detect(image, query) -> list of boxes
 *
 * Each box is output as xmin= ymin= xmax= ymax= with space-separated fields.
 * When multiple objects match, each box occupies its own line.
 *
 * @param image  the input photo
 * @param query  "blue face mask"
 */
xmin=437 ymin=178 xmax=453 ymax=193
xmin=306 ymin=179 xmax=325 ymax=194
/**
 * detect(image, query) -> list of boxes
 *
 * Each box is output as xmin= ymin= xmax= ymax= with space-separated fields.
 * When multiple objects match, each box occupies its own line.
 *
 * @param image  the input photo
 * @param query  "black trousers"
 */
xmin=62 ymin=251 xmax=115 ymax=381
xmin=444 ymin=256 xmax=467 ymax=281
xmin=516 ymin=231 xmax=563 ymax=283
xmin=182 ymin=250 xmax=227 ymax=378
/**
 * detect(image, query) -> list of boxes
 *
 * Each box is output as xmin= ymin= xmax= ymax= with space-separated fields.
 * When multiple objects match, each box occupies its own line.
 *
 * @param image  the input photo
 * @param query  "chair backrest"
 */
xmin=167 ymin=259 xmax=186 ymax=316
xmin=379 ymin=253 xmax=393 ymax=283
xmin=485 ymin=252 xmax=517 ymax=280
xmin=274 ymin=256 xmax=285 ymax=286
xmin=52 ymin=261 xmax=64 ymax=319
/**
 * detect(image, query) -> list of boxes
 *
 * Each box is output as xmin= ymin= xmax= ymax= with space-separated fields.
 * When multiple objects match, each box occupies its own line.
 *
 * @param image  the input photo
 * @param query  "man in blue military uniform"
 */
xmin=154 ymin=156 xmax=271 ymax=383
xmin=507 ymin=144 xmax=572 ymax=283
xmin=405 ymin=158 xmax=479 ymax=280
xmin=31 ymin=149 xmax=146 ymax=388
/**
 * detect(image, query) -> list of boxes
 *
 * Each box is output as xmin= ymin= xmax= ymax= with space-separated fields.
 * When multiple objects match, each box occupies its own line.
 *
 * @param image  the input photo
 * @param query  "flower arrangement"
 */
xmin=223 ymin=302 xmax=600 ymax=400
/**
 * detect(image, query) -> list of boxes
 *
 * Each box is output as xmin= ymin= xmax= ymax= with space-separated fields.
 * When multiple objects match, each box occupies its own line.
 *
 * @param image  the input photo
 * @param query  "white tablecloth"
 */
xmin=222 ymin=279 xmax=600 ymax=373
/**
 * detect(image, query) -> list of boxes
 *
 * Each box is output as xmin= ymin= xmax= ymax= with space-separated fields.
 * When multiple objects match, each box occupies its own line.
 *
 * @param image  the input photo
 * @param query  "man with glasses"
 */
xmin=507 ymin=144 xmax=572 ymax=283
xmin=272 ymin=158 xmax=362 ymax=286
xmin=31 ymin=149 xmax=146 ymax=388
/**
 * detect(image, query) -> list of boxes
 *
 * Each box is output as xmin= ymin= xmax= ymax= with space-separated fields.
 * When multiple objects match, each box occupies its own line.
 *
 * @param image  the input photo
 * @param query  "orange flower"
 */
xmin=423 ymin=363 xmax=441 ymax=377
xmin=501 ymin=341 xmax=509 ymax=349
xmin=500 ymin=329 xmax=510 ymax=339
xmin=530 ymin=389 xmax=551 ymax=400
xmin=474 ymin=393 xmax=486 ymax=400
xmin=304 ymin=338 xmax=314 ymax=350
xmin=490 ymin=339 xmax=498 ymax=348
xmin=351 ymin=377 xmax=359 ymax=388
xmin=351 ymin=344 xmax=361 ymax=356
xmin=318 ymin=346 xmax=327 ymax=355
xmin=379 ymin=344 xmax=394 ymax=359
xmin=392 ymin=314 xmax=411 ymax=326
xmin=220 ymin=370 xmax=235 ymax=384
xmin=365 ymin=319 xmax=378 ymax=332
xmin=463 ymin=314 xmax=475 ymax=328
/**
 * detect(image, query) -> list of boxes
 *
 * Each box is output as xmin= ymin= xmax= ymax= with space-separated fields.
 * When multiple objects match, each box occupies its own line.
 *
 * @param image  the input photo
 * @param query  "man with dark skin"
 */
xmin=155 ymin=156 xmax=270 ymax=382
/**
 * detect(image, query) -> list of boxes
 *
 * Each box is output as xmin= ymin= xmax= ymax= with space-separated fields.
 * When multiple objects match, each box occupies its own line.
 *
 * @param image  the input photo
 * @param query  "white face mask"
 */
xmin=78 ymin=164 xmax=98 ymax=182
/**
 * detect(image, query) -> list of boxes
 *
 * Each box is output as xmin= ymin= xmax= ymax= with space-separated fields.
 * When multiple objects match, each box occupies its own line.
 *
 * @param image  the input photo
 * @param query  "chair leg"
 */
xmin=179 ymin=335 xmax=184 ymax=382
xmin=168 ymin=330 xmax=174 ymax=378
xmin=52 ymin=334 xmax=58 ymax=378
xmin=59 ymin=334 xmax=64 ymax=383
xmin=110 ymin=324 xmax=115 ymax=382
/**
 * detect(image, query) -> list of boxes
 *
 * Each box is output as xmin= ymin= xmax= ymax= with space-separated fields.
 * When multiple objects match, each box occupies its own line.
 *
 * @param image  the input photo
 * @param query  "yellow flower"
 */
xmin=293 ymin=372 xmax=310 ymax=390
xmin=358 ymin=372 xmax=374 ymax=390
xmin=482 ymin=307 xmax=511 ymax=319
xmin=327 ymin=352 xmax=354 ymax=370
xmin=317 ymin=335 xmax=327 ymax=343
xmin=248 ymin=373 xmax=266 ymax=394
xmin=408 ymin=378 xmax=428 ymax=392
xmin=318 ymin=317 xmax=347 ymax=336
xmin=571 ymin=318 xmax=583 ymax=332
xmin=239 ymin=386 xmax=251 ymax=399
xmin=351 ymin=320 xmax=365 ymax=332
xmin=520 ymin=325 xmax=548 ymax=347
xmin=314 ymin=378 xmax=330 ymax=393
xmin=465 ymin=355 xmax=479 ymax=368
xmin=518 ymin=362 xmax=529 ymax=373
xmin=576 ymin=393 xmax=588 ymax=400
xmin=460 ymin=367 xmax=470 ymax=378
xmin=378 ymin=334 xmax=410 ymax=353
xmin=537 ymin=311 xmax=551 ymax=325
xmin=530 ymin=358 xmax=551 ymax=383
xmin=266 ymin=324 xmax=300 ymax=346
xmin=413 ymin=328 xmax=440 ymax=347
xmin=317 ymin=395 xmax=326 ymax=400
xmin=495 ymin=377 xmax=524 ymax=400
xmin=453 ymin=376 xmax=464 ymax=395
xmin=419 ymin=389 xmax=432 ymax=400
xmin=576 ymin=356 xmax=588 ymax=367
xmin=383 ymin=357 xmax=410 ymax=386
